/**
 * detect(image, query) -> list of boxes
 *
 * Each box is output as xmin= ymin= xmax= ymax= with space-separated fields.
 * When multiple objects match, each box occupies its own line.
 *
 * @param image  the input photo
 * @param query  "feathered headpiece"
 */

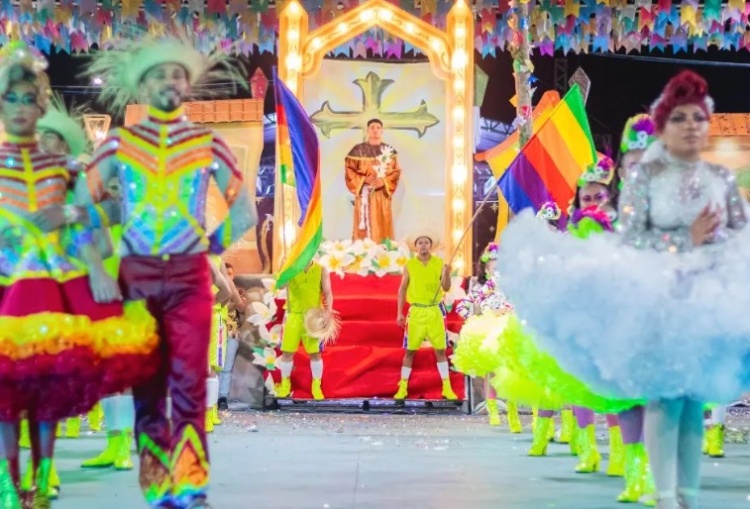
xmin=480 ymin=242 xmax=498 ymax=263
xmin=578 ymin=155 xmax=615 ymax=187
xmin=620 ymin=114 xmax=657 ymax=154
xmin=536 ymin=200 xmax=561 ymax=221
xmin=84 ymin=34 xmax=247 ymax=115
xmin=36 ymin=93 xmax=90 ymax=157
xmin=650 ymin=70 xmax=714 ymax=131
xmin=0 ymin=41 xmax=51 ymax=111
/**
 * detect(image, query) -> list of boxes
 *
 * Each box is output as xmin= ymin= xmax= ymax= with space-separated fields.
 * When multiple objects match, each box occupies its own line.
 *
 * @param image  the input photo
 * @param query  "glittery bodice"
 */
xmin=619 ymin=155 xmax=747 ymax=252
xmin=0 ymin=136 xmax=77 ymax=214
xmin=84 ymin=106 xmax=255 ymax=257
xmin=0 ymin=136 xmax=86 ymax=284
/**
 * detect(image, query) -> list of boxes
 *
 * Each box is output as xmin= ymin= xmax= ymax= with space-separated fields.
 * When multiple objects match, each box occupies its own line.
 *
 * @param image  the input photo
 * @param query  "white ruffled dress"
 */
xmin=498 ymin=143 xmax=750 ymax=403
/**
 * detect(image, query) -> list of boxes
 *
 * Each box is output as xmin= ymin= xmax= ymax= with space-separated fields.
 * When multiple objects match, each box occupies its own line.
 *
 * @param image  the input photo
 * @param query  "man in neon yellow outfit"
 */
xmin=276 ymin=262 xmax=333 ymax=400
xmin=206 ymin=256 xmax=243 ymax=431
xmin=394 ymin=230 xmax=457 ymax=400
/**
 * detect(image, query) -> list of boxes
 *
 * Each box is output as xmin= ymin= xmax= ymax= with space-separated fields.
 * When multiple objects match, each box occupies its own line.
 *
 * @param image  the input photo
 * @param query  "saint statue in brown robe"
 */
xmin=344 ymin=119 xmax=402 ymax=243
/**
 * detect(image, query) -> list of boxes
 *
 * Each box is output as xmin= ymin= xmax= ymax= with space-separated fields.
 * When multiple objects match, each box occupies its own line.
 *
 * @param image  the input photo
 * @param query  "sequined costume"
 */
xmin=497 ymin=147 xmax=750 ymax=404
xmin=80 ymin=105 xmax=256 ymax=508
xmin=0 ymin=135 xmax=158 ymax=422
xmin=452 ymin=276 xmax=513 ymax=378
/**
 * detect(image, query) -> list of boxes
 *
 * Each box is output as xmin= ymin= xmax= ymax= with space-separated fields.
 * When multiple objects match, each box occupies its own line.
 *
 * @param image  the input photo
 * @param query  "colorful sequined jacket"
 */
xmin=455 ymin=276 xmax=513 ymax=319
xmin=78 ymin=106 xmax=256 ymax=257
xmin=0 ymin=135 xmax=93 ymax=286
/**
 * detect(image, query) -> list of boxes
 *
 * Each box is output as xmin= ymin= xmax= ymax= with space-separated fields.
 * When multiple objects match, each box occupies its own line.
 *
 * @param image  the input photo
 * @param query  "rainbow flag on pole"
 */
xmin=498 ymin=84 xmax=596 ymax=219
xmin=273 ymin=70 xmax=323 ymax=287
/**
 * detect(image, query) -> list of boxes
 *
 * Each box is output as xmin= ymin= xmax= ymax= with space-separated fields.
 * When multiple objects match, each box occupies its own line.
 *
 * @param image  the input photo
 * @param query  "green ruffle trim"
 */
xmin=455 ymin=313 xmax=642 ymax=413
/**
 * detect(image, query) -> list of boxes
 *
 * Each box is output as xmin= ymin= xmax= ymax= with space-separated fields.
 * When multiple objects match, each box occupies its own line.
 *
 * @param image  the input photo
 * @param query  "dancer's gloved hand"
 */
xmin=88 ymin=266 xmax=123 ymax=303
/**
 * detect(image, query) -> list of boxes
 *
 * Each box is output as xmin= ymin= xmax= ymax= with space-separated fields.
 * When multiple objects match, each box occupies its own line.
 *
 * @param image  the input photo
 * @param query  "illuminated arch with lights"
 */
xmin=274 ymin=0 xmax=474 ymax=274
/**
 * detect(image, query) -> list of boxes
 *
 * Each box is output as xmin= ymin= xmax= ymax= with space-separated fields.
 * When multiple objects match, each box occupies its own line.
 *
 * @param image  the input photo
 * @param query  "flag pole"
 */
xmin=431 ymin=177 xmax=501 ymax=303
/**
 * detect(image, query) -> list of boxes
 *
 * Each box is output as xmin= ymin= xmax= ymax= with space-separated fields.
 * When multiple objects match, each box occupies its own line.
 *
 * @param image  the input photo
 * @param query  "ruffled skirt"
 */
xmin=0 ymin=276 xmax=159 ymax=421
xmin=498 ymin=211 xmax=750 ymax=403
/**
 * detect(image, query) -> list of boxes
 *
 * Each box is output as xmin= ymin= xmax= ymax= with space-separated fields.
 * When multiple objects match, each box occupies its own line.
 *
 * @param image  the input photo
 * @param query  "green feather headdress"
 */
xmin=83 ymin=33 xmax=247 ymax=115
xmin=36 ymin=93 xmax=90 ymax=157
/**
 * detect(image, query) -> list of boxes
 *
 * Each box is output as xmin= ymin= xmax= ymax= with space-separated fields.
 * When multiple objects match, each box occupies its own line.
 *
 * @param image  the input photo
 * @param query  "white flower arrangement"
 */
xmin=316 ymin=238 xmax=410 ymax=278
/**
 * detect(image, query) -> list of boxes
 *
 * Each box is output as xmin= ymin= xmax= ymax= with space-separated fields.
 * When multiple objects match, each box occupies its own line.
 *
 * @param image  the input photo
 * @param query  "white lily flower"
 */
xmin=372 ymin=250 xmax=397 ymax=277
xmin=248 ymin=300 xmax=278 ymax=326
xmin=362 ymin=238 xmax=378 ymax=251
xmin=347 ymin=255 xmax=374 ymax=276
xmin=258 ymin=323 xmax=283 ymax=347
xmin=348 ymin=239 xmax=366 ymax=256
xmin=318 ymin=252 xmax=355 ymax=277
xmin=388 ymin=250 xmax=410 ymax=272
xmin=252 ymin=347 xmax=278 ymax=370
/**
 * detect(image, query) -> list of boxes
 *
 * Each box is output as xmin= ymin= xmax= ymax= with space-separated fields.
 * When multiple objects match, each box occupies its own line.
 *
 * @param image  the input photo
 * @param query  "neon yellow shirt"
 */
xmin=405 ymin=256 xmax=444 ymax=305
xmin=287 ymin=264 xmax=322 ymax=313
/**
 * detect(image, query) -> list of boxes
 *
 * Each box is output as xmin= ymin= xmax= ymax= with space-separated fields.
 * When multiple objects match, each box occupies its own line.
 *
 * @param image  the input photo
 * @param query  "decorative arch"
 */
xmin=275 ymin=0 xmax=474 ymax=274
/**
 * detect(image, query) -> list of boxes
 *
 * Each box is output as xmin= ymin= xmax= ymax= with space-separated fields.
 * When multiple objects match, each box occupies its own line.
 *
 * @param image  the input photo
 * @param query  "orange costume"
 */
xmin=345 ymin=142 xmax=401 ymax=243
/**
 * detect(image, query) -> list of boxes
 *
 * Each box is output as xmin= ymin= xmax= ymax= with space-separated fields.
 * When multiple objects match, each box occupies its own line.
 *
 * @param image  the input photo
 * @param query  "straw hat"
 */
xmin=37 ymin=94 xmax=90 ymax=158
xmin=405 ymin=228 xmax=442 ymax=253
xmin=304 ymin=308 xmax=341 ymax=345
xmin=85 ymin=34 xmax=246 ymax=115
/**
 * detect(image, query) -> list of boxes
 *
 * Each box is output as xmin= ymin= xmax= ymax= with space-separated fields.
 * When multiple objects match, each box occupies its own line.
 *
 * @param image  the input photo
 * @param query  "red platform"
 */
xmin=272 ymin=273 xmax=465 ymax=400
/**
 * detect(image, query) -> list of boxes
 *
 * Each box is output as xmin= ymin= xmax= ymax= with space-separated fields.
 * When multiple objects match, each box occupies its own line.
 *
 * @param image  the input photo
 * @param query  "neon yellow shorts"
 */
xmin=405 ymin=305 xmax=446 ymax=351
xmin=281 ymin=312 xmax=321 ymax=354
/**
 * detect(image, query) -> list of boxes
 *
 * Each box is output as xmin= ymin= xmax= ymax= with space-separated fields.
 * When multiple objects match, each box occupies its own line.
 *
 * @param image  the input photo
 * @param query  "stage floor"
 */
xmin=54 ymin=411 xmax=750 ymax=508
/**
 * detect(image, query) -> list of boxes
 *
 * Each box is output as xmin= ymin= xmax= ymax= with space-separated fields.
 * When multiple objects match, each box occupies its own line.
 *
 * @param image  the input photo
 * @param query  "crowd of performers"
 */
xmin=0 ymin=36 xmax=258 ymax=509
xmin=0 ymin=26 xmax=747 ymax=509
xmin=453 ymin=69 xmax=750 ymax=509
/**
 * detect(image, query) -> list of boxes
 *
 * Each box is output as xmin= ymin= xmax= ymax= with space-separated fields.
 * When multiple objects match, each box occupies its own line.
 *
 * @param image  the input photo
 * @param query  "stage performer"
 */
xmin=497 ymin=70 xmax=750 ymax=509
xmin=67 ymin=37 xmax=257 ymax=509
xmin=454 ymin=243 xmax=521 ymax=431
xmin=35 ymin=98 xmax=140 ymax=478
xmin=565 ymin=159 xmax=625 ymax=476
xmin=345 ymin=119 xmax=401 ymax=243
xmin=18 ymin=93 xmax=93 ymax=499
xmin=0 ymin=42 xmax=158 ymax=509
xmin=613 ymin=113 xmax=658 ymax=505
xmin=217 ymin=263 xmax=244 ymax=411
xmin=526 ymin=203 xmax=574 ymax=456
xmin=394 ymin=230 xmax=457 ymax=400
xmin=275 ymin=261 xmax=333 ymax=400
xmin=207 ymin=256 xmax=244 ymax=431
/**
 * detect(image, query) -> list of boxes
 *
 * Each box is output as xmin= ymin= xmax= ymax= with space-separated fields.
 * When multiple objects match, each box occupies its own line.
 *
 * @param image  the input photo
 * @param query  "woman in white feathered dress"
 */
xmin=498 ymin=70 xmax=750 ymax=509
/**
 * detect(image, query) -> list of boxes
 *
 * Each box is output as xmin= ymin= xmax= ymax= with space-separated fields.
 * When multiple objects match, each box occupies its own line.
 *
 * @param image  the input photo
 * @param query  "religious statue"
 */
xmin=345 ymin=118 xmax=402 ymax=243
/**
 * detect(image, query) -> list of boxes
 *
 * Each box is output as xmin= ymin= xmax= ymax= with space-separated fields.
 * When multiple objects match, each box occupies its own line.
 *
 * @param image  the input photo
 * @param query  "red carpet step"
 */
xmin=272 ymin=273 xmax=465 ymax=400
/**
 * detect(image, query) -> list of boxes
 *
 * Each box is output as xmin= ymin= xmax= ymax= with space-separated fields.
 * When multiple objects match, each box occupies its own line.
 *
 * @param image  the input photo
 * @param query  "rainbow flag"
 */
xmin=498 ymin=85 xmax=596 ymax=219
xmin=273 ymin=70 xmax=323 ymax=287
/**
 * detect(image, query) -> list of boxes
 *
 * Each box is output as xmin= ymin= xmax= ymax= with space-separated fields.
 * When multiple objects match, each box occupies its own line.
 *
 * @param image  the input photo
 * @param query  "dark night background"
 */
xmin=45 ymin=47 xmax=750 ymax=146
